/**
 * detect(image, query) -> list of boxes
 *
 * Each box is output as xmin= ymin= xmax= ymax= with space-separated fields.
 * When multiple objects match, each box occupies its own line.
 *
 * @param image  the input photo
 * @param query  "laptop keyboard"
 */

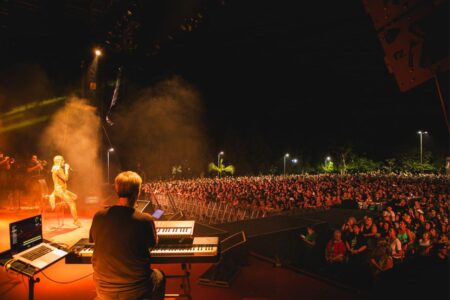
xmin=21 ymin=245 xmax=53 ymax=261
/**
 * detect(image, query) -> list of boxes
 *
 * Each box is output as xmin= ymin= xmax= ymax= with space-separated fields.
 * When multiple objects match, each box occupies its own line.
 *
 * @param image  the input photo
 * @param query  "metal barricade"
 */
xmin=147 ymin=192 xmax=270 ymax=224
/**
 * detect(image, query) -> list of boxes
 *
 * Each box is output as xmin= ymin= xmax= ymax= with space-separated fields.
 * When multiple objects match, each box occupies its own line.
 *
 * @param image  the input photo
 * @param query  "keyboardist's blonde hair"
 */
xmin=114 ymin=171 xmax=142 ymax=206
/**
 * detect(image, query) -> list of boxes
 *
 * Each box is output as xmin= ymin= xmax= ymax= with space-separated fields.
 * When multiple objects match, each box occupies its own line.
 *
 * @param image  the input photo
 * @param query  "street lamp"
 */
xmin=107 ymin=148 xmax=114 ymax=184
xmin=417 ymin=130 xmax=428 ymax=164
xmin=291 ymin=158 xmax=298 ymax=174
xmin=283 ymin=153 xmax=290 ymax=176
xmin=217 ymin=151 xmax=224 ymax=178
xmin=94 ymin=48 xmax=102 ymax=57
xmin=325 ymin=156 xmax=331 ymax=165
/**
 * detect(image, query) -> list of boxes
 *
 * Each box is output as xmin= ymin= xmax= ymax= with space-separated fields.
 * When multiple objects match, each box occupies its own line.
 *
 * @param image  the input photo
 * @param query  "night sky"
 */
xmin=0 ymin=0 xmax=448 ymax=175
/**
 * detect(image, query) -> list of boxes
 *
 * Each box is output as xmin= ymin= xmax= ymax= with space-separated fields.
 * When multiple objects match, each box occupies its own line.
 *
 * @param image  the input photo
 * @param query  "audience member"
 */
xmin=325 ymin=230 xmax=346 ymax=264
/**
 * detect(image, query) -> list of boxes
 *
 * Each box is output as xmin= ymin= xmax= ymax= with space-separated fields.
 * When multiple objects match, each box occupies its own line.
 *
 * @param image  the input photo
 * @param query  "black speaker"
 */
xmin=198 ymin=232 xmax=247 ymax=288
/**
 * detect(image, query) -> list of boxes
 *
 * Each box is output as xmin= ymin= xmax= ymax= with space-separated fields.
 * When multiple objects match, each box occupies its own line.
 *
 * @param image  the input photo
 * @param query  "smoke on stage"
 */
xmin=39 ymin=96 xmax=104 ymax=216
xmin=112 ymin=76 xmax=209 ymax=179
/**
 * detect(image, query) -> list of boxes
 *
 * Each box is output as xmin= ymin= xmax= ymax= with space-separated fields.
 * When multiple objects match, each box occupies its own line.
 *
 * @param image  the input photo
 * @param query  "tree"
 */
xmin=171 ymin=165 xmax=182 ymax=178
xmin=322 ymin=160 xmax=335 ymax=173
xmin=335 ymin=146 xmax=353 ymax=175
xmin=208 ymin=158 xmax=235 ymax=177
xmin=396 ymin=150 xmax=436 ymax=173
xmin=384 ymin=158 xmax=397 ymax=173
xmin=346 ymin=157 xmax=380 ymax=173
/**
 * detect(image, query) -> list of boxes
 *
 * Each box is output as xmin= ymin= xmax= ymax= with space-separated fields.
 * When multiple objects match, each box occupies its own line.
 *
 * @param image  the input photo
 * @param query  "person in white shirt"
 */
xmin=49 ymin=155 xmax=80 ymax=227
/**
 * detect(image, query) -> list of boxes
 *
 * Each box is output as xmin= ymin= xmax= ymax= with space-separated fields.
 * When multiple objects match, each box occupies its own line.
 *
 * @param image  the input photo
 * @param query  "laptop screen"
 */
xmin=9 ymin=215 xmax=43 ymax=253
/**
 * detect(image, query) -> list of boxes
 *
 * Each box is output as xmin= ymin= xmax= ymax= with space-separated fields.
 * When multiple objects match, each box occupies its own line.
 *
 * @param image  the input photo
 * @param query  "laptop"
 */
xmin=9 ymin=215 xmax=67 ymax=269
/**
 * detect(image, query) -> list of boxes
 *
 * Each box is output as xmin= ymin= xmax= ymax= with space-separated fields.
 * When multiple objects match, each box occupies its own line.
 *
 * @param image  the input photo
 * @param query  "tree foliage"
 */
xmin=396 ymin=150 xmax=436 ymax=173
xmin=346 ymin=157 xmax=380 ymax=173
xmin=322 ymin=160 xmax=334 ymax=173
xmin=208 ymin=158 xmax=235 ymax=176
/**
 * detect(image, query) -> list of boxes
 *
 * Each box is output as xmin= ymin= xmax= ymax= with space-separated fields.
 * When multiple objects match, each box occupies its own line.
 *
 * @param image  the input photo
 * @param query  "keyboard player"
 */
xmin=89 ymin=171 xmax=165 ymax=300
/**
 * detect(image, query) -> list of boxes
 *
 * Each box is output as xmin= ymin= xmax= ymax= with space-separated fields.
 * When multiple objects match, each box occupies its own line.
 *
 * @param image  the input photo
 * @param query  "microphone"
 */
xmin=65 ymin=164 xmax=75 ymax=172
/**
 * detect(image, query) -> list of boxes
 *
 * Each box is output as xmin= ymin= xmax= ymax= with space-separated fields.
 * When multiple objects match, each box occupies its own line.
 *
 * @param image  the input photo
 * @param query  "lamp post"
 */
xmin=417 ymin=130 xmax=428 ymax=164
xmin=107 ymin=148 xmax=114 ymax=184
xmin=94 ymin=48 xmax=102 ymax=57
xmin=217 ymin=151 xmax=224 ymax=178
xmin=325 ymin=156 xmax=331 ymax=165
xmin=283 ymin=153 xmax=290 ymax=176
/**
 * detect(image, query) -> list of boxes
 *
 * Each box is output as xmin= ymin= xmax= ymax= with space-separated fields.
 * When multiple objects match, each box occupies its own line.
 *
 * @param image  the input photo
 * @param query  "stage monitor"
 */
xmin=221 ymin=231 xmax=247 ymax=255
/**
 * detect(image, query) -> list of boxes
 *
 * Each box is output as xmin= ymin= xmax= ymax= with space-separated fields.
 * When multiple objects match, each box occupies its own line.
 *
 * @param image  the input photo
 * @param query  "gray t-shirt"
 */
xmin=89 ymin=205 xmax=157 ymax=295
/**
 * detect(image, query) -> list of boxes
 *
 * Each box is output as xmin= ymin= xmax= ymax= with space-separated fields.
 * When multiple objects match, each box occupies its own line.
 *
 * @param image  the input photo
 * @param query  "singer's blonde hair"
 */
xmin=53 ymin=155 xmax=64 ymax=166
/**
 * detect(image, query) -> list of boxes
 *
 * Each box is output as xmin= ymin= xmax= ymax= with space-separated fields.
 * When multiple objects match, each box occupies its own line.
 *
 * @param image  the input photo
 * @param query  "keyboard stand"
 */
xmin=0 ymin=244 xmax=66 ymax=300
xmin=27 ymin=276 xmax=40 ymax=300
xmin=164 ymin=263 xmax=192 ymax=300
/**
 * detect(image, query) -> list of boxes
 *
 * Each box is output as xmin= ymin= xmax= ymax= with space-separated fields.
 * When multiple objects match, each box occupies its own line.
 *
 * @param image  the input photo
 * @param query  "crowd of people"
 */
xmin=143 ymin=173 xmax=449 ymax=287
xmin=309 ymin=192 xmax=450 ymax=289
xmin=143 ymin=173 xmax=448 ymax=214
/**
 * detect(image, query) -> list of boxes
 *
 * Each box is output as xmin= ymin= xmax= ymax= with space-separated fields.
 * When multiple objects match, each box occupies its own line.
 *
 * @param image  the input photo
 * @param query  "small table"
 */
xmin=0 ymin=245 xmax=66 ymax=300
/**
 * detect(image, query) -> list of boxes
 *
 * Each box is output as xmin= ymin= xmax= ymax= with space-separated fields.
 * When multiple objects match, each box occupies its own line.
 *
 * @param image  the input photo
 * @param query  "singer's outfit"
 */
xmin=49 ymin=164 xmax=79 ymax=224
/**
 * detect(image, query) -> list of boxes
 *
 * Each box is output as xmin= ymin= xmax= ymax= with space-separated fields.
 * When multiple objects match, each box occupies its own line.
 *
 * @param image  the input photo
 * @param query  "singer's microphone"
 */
xmin=65 ymin=164 xmax=75 ymax=172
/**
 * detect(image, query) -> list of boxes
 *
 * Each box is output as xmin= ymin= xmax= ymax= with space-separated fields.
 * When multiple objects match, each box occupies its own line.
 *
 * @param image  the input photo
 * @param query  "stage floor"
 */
xmin=0 ymin=208 xmax=364 ymax=300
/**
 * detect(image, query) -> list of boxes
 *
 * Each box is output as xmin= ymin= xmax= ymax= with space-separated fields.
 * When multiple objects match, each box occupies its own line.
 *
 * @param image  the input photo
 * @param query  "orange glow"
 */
xmin=94 ymin=48 xmax=102 ymax=57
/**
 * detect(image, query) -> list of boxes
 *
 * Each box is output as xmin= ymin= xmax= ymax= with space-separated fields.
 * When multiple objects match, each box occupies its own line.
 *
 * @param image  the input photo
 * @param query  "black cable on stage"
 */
xmin=41 ymin=271 xmax=93 ymax=284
